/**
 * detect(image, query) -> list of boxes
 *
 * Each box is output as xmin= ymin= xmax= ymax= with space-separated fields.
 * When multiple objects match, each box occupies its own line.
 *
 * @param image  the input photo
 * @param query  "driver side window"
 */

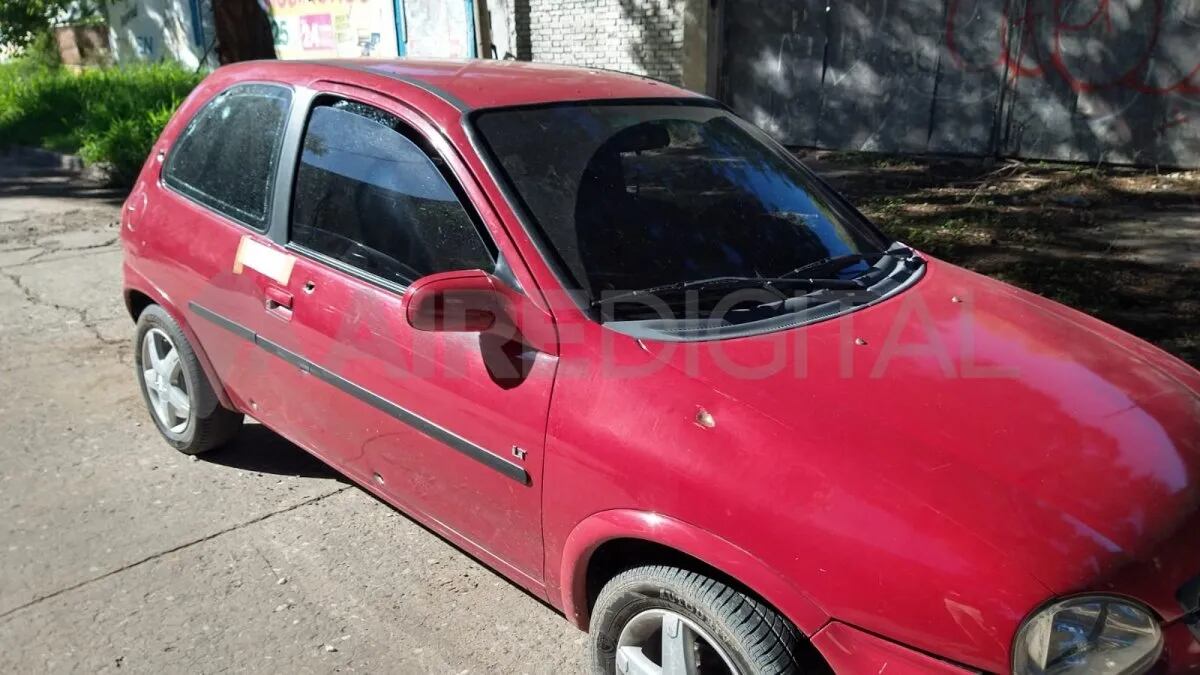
xmin=289 ymin=98 xmax=493 ymax=287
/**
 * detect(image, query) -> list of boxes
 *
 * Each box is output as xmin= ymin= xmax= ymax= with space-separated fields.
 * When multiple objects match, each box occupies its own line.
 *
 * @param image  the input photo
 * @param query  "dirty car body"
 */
xmin=121 ymin=59 xmax=1200 ymax=674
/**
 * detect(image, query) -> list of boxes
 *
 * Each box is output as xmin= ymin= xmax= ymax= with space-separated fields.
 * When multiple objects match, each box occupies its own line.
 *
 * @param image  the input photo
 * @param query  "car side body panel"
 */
xmin=120 ymin=59 xmax=1200 ymax=674
xmin=537 ymin=318 xmax=1052 ymax=673
xmin=121 ymin=262 xmax=235 ymax=411
xmin=121 ymin=66 xmax=299 ymax=414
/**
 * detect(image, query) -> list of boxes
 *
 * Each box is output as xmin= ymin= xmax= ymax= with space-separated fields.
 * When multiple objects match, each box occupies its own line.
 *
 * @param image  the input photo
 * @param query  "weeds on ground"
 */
xmin=801 ymin=151 xmax=1200 ymax=365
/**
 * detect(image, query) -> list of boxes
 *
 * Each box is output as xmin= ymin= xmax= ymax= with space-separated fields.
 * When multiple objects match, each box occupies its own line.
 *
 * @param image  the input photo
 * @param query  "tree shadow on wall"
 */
xmin=712 ymin=0 xmax=1199 ymax=364
xmin=721 ymin=0 xmax=1199 ymax=169
xmin=616 ymin=0 xmax=684 ymax=85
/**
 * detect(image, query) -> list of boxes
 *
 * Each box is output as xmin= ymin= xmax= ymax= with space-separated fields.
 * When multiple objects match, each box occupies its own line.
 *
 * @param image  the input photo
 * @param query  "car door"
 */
xmin=150 ymin=82 xmax=294 ymax=411
xmin=252 ymin=90 xmax=557 ymax=582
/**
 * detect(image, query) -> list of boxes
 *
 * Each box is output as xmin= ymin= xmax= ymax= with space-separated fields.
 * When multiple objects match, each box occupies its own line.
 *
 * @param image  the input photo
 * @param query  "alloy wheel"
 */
xmin=616 ymin=609 xmax=740 ymax=675
xmin=141 ymin=327 xmax=190 ymax=434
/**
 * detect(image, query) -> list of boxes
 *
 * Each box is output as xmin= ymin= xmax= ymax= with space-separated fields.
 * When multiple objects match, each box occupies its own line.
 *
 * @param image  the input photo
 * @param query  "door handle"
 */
xmin=264 ymin=286 xmax=293 ymax=317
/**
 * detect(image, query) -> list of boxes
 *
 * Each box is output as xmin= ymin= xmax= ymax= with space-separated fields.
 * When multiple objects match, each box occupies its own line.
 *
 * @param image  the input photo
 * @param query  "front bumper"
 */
xmin=812 ymin=617 xmax=1200 ymax=674
xmin=1159 ymin=618 xmax=1200 ymax=673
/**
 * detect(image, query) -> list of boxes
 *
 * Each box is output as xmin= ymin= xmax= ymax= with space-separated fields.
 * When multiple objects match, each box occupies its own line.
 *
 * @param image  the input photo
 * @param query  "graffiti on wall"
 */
xmin=105 ymin=0 xmax=213 ymax=68
xmin=721 ymin=0 xmax=1200 ymax=168
xmin=947 ymin=0 xmax=1197 ymax=96
xmin=948 ymin=0 xmax=1198 ymax=149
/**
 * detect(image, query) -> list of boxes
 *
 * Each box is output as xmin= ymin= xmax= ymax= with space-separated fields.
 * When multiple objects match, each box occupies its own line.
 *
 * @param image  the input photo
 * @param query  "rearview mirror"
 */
xmin=406 ymin=269 xmax=501 ymax=333
xmin=608 ymin=122 xmax=670 ymax=153
xmin=405 ymin=269 xmax=559 ymax=355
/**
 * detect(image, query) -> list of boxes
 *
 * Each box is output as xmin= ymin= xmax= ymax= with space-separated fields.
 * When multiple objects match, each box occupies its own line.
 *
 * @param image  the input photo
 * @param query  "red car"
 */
xmin=121 ymin=59 xmax=1200 ymax=674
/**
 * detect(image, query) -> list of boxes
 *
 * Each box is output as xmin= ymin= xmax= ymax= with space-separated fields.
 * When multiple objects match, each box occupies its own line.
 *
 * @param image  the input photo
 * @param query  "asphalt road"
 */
xmin=0 ymin=169 xmax=587 ymax=673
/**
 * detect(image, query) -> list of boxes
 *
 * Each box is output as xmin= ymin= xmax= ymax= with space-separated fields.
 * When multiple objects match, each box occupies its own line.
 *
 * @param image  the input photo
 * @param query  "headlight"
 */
xmin=1013 ymin=596 xmax=1163 ymax=674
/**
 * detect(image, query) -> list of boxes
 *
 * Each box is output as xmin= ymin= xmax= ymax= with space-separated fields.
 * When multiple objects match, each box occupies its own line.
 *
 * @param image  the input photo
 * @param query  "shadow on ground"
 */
xmin=804 ymin=151 xmax=1200 ymax=367
xmin=0 ymin=169 xmax=127 ymax=205
xmin=202 ymin=423 xmax=349 ymax=482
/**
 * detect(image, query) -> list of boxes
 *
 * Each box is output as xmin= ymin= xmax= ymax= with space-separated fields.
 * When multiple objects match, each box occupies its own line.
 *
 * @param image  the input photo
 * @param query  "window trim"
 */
xmin=283 ymin=92 xmax=499 ymax=293
xmin=285 ymin=241 xmax=411 ymax=296
xmin=161 ymin=81 xmax=296 ymax=233
xmin=267 ymin=85 xmax=319 ymax=245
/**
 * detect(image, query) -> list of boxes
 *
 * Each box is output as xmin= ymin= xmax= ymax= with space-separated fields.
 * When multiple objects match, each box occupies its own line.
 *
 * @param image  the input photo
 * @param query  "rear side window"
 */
xmin=289 ymin=100 xmax=492 ymax=287
xmin=163 ymin=83 xmax=292 ymax=230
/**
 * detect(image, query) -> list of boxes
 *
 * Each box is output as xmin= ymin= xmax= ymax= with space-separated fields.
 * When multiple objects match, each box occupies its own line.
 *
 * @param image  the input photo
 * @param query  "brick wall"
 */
xmin=525 ymin=0 xmax=685 ymax=84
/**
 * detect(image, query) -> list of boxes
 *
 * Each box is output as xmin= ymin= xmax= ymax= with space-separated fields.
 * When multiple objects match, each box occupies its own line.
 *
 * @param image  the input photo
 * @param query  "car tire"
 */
xmin=589 ymin=565 xmax=820 ymax=674
xmin=134 ymin=304 xmax=243 ymax=454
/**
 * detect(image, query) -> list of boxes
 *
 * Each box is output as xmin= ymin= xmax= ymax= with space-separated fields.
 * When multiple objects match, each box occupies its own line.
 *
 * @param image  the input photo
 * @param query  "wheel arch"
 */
xmin=558 ymin=509 xmax=829 ymax=636
xmin=122 ymin=272 xmax=235 ymax=411
xmin=125 ymin=288 xmax=156 ymax=323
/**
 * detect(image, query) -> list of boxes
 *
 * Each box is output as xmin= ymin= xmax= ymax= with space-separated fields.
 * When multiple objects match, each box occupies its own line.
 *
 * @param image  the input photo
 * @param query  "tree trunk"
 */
xmin=213 ymin=0 xmax=277 ymax=64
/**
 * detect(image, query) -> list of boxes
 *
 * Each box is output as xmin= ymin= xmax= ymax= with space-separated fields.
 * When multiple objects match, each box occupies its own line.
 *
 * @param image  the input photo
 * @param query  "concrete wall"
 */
xmin=54 ymin=25 xmax=111 ymax=66
xmin=105 ymin=0 xmax=216 ymax=69
xmin=720 ymin=0 xmax=1200 ymax=168
xmin=106 ymin=0 xmax=471 ymax=64
xmin=99 ymin=0 xmax=1195 ymax=168
xmin=526 ymin=0 xmax=687 ymax=85
xmin=484 ymin=0 xmax=520 ymax=59
xmin=997 ymin=0 xmax=1199 ymax=167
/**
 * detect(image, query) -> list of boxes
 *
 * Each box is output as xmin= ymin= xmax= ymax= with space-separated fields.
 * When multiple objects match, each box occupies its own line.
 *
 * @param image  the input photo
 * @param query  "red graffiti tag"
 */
xmin=946 ymin=0 xmax=1199 ymax=96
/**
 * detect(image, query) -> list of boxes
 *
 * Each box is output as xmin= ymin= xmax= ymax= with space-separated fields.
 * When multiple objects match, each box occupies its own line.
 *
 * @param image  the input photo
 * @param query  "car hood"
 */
xmin=642 ymin=258 xmax=1200 ymax=618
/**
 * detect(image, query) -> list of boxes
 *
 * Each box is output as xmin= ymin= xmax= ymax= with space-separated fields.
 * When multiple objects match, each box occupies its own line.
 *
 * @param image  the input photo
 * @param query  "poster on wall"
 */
xmin=401 ymin=0 xmax=472 ymax=59
xmin=268 ymin=0 xmax=400 ymax=60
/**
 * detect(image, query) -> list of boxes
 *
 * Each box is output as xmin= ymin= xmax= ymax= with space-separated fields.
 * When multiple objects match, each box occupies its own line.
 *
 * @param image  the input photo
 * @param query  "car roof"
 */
xmin=227 ymin=58 xmax=705 ymax=112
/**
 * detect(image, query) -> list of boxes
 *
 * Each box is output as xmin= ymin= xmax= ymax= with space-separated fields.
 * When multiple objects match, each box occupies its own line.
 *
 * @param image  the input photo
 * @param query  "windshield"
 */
xmin=472 ymin=101 xmax=892 ymax=301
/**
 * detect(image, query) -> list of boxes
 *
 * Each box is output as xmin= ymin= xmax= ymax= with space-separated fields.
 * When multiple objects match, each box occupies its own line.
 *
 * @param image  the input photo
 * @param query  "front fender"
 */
xmin=556 ymin=509 xmax=829 ymax=635
xmin=811 ymin=622 xmax=977 ymax=673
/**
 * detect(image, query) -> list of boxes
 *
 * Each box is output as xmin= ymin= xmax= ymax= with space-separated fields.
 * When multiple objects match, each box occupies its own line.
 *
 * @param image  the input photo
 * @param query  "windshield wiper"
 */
xmin=591 ymin=275 xmax=864 ymax=307
xmin=779 ymin=247 xmax=916 ymax=280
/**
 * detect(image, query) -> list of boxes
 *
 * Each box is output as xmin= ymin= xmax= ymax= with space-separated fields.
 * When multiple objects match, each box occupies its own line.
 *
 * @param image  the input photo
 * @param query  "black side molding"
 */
xmin=190 ymin=302 xmax=255 ymax=342
xmin=189 ymin=302 xmax=529 ymax=484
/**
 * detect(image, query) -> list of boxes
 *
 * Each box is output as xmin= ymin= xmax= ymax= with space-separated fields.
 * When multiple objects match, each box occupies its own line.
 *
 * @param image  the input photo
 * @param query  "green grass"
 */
xmin=0 ymin=61 xmax=202 ymax=182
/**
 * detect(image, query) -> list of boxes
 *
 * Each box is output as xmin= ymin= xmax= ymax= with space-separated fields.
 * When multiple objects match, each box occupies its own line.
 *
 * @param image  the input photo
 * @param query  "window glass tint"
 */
xmin=164 ymin=84 xmax=292 ymax=229
xmin=290 ymin=101 xmax=492 ymax=286
xmin=474 ymin=104 xmax=890 ymax=297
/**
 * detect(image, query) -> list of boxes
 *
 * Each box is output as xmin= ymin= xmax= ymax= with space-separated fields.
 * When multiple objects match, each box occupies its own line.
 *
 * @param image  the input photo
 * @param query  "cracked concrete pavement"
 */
xmin=0 ymin=168 xmax=587 ymax=673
